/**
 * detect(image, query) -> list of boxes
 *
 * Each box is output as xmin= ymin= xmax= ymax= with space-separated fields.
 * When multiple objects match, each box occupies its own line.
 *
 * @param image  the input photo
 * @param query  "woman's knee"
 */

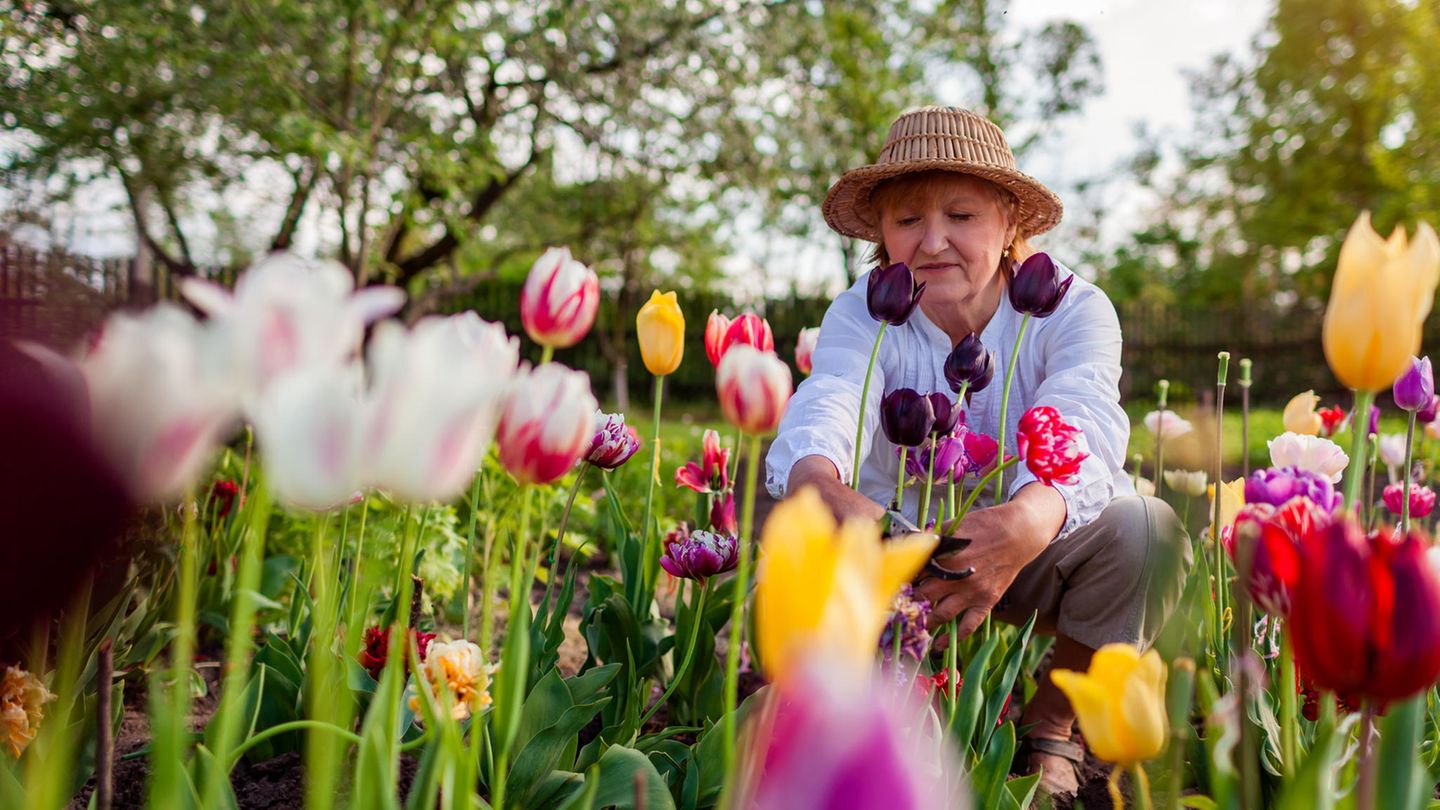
xmin=1094 ymin=496 xmax=1191 ymax=582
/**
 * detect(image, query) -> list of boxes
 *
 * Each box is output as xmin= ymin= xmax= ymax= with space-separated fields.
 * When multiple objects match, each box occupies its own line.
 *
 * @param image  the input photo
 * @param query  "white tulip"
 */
xmin=1142 ymin=409 xmax=1192 ymax=441
xmin=1162 ymin=469 xmax=1209 ymax=498
xmin=251 ymin=363 xmax=366 ymax=510
xmin=1267 ymin=432 xmax=1349 ymax=483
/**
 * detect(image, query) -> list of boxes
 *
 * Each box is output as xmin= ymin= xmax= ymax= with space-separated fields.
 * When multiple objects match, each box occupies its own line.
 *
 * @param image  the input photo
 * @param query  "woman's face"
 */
xmin=876 ymin=174 xmax=1016 ymax=311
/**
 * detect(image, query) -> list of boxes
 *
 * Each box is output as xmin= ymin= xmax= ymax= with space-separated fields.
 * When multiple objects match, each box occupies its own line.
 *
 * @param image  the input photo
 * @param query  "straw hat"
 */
xmin=822 ymin=106 xmax=1063 ymax=242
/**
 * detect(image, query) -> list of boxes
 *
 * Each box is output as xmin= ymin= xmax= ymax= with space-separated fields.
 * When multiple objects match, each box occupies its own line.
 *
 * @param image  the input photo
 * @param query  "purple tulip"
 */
xmin=1244 ymin=466 xmax=1341 ymax=514
xmin=1007 ymin=252 xmax=1074 ymax=318
xmin=880 ymin=388 xmax=934 ymax=448
xmin=926 ymin=392 xmax=963 ymax=436
xmin=1369 ymin=404 xmax=1381 ymax=437
xmin=878 ymin=584 xmax=932 ymax=663
xmin=943 ymin=332 xmax=995 ymax=394
xmin=1394 ymin=357 xmax=1435 ymax=412
xmin=659 ymin=524 xmax=738 ymax=581
xmin=897 ymin=433 xmax=969 ymax=484
xmin=866 ymin=262 xmax=926 ymax=326
xmin=1419 ymin=395 xmax=1440 ymax=425
xmin=585 ymin=412 xmax=641 ymax=470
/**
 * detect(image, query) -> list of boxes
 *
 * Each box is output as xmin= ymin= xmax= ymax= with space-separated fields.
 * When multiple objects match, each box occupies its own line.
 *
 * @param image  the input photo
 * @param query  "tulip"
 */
xmin=867 ymin=262 xmax=926 ymax=325
xmin=1163 ymin=469 xmax=1209 ymax=498
xmin=209 ymin=479 xmax=240 ymax=519
xmin=719 ymin=312 xmax=775 ymax=360
xmin=755 ymin=487 xmax=936 ymax=683
xmin=636 ymin=290 xmax=685 ymax=376
xmin=878 ymin=584 xmax=932 ymax=663
xmin=1384 ymin=482 xmax=1436 ymax=519
xmin=748 ymin=661 xmax=959 ymax=810
xmin=675 ymin=428 xmax=731 ymax=493
xmin=1322 ymin=212 xmax=1440 ymax=392
xmin=1318 ymin=405 xmax=1348 ymax=436
xmin=795 ymin=327 xmax=820 ymax=376
xmin=1243 ymin=466 xmax=1341 ymax=513
xmin=880 ymin=388 xmax=934 ymax=448
xmin=1282 ymin=390 xmax=1324 ymax=435
xmin=1393 ymin=357 xmax=1434 ymax=412
xmin=710 ymin=490 xmax=738 ymax=535
xmin=409 ymin=639 xmax=496 ymax=721
xmin=1267 ymin=432 xmax=1349 ymax=483
xmin=495 ymin=363 xmax=598 ymax=485
xmin=358 ymin=625 xmax=436 ymax=681
xmin=1142 ymin=409 xmax=1193 ymax=441
xmin=180 ymin=252 xmax=404 ymax=406
xmin=1016 ymin=405 xmax=1087 ymax=487
xmin=962 ymin=429 xmax=999 ymax=474
xmin=362 ymin=314 xmax=519 ymax=503
xmin=1007 ymin=252 xmax=1074 ymax=318
xmin=900 ymin=434 xmax=967 ymax=484
xmin=705 ymin=310 xmax=732 ymax=367
xmin=943 ymin=332 xmax=995 ymax=394
xmin=1368 ymin=404 xmax=1381 ymax=437
xmin=1230 ymin=498 xmax=1327 ymax=615
xmin=1207 ymin=478 xmax=1246 ymax=545
xmin=251 ymin=364 xmax=367 ymax=509
xmin=717 ymin=345 xmax=793 ymax=434
xmin=1290 ymin=518 xmax=1440 ymax=706
xmin=1135 ymin=477 xmax=1157 ymax=497
xmin=80 ymin=304 xmax=236 ymax=502
xmin=926 ymin=391 xmax=963 ymax=437
xmin=660 ymin=525 xmax=739 ymax=581
xmin=1378 ymin=433 xmax=1408 ymax=468
xmin=1 ymin=665 xmax=55 ymax=758
xmin=519 ymin=246 xmax=599 ymax=349
xmin=1050 ymin=644 xmax=1167 ymax=767
xmin=1418 ymin=396 xmax=1440 ymax=425
xmin=586 ymin=412 xmax=641 ymax=470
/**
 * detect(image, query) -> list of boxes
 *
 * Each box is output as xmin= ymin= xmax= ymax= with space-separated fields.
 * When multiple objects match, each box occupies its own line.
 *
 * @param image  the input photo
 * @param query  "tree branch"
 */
xmin=272 ymin=161 xmax=317 ymax=251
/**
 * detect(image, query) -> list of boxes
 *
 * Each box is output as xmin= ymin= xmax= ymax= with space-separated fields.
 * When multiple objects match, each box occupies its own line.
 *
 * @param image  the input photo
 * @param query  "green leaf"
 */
xmin=974 ymin=721 xmax=1017 ymax=808
xmin=494 ymin=596 xmax=532 ymax=761
xmin=509 ymin=698 xmax=611 ymax=804
xmin=981 ymin=612 xmax=1036 ymax=751
xmin=951 ymin=631 xmax=1001 ymax=757
xmin=1004 ymin=772 xmax=1042 ymax=810
xmin=590 ymin=745 xmax=676 ymax=810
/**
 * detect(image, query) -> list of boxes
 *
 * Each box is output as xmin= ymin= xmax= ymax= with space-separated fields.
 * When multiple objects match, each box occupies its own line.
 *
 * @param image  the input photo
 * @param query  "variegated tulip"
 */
xmin=251 ymin=363 xmax=367 ymax=510
xmin=1 ymin=665 xmax=54 ymax=758
xmin=716 ymin=345 xmax=792 ymax=434
xmin=495 ymin=363 xmax=598 ymax=485
xmin=794 ymin=327 xmax=819 ymax=376
xmin=410 ymin=639 xmax=495 ymax=721
xmin=704 ymin=310 xmax=732 ymax=367
xmin=519 ymin=247 xmax=599 ymax=349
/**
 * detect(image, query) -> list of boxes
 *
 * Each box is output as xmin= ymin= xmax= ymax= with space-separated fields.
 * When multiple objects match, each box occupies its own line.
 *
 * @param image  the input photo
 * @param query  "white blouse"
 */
xmin=764 ymin=263 xmax=1134 ymax=538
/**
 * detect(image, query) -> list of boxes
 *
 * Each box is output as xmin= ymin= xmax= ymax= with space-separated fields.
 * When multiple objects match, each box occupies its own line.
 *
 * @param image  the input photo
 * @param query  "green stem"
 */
xmin=228 ymin=721 xmax=362 ymax=772
xmin=1212 ymin=371 xmax=1228 ymax=665
xmin=1132 ymin=763 xmax=1154 ymax=810
xmin=1280 ymin=625 xmax=1298 ymax=780
xmin=1357 ymin=703 xmax=1377 ymax=810
xmin=1343 ymin=390 xmax=1375 ymax=510
xmin=639 ymin=582 xmax=710 ymax=726
xmin=539 ymin=345 xmax=554 ymax=365
xmin=1403 ymin=413 xmax=1417 ymax=533
xmin=993 ymin=313 xmax=1032 ymax=503
xmin=895 ymin=446 xmax=908 ymax=513
xmin=852 ymin=323 xmax=888 ymax=489
xmin=641 ymin=375 xmax=666 ymax=597
xmin=463 ymin=468 xmax=484 ymax=641
xmin=943 ymin=457 xmax=1021 ymax=536
xmin=946 ymin=621 xmax=959 ymax=725
xmin=723 ymin=433 xmax=763 ymax=789
xmin=919 ymin=440 xmax=937 ymax=528
xmin=540 ymin=465 xmax=589 ymax=614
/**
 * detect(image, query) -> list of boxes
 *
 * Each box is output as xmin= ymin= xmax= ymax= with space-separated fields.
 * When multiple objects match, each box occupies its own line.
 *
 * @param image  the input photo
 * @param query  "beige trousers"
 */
xmin=992 ymin=495 xmax=1192 ymax=650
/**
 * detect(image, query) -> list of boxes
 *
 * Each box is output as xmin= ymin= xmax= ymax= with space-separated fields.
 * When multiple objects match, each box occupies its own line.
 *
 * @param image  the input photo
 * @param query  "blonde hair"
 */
xmin=866 ymin=170 xmax=1033 ymax=270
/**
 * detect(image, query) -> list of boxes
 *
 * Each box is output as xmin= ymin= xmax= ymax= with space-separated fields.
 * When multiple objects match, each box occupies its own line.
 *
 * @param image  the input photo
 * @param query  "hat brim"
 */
xmin=822 ymin=159 xmax=1064 ymax=243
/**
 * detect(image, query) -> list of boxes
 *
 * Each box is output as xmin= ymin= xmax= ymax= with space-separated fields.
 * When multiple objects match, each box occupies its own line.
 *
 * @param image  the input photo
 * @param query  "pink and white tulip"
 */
xmin=251 ymin=364 xmax=367 ymax=510
xmin=1267 ymin=432 xmax=1349 ymax=483
xmin=80 ymin=305 xmax=236 ymax=502
xmin=704 ymin=310 xmax=732 ymax=367
xmin=362 ymin=314 xmax=519 ymax=503
xmin=519 ymin=247 xmax=599 ymax=349
xmin=496 ymin=364 xmax=598 ymax=484
xmin=586 ymin=412 xmax=642 ymax=470
xmin=716 ymin=345 xmax=792 ymax=434
xmin=794 ymin=327 xmax=819 ymax=375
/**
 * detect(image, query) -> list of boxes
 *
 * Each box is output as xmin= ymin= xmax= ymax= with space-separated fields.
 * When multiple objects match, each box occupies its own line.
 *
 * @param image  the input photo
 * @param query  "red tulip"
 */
xmin=1230 ymin=498 xmax=1327 ymax=615
xmin=1015 ymin=406 xmax=1087 ymax=486
xmin=675 ymin=428 xmax=730 ymax=494
xmin=720 ymin=313 xmax=774 ymax=358
xmin=705 ymin=310 xmax=732 ymax=367
xmin=1290 ymin=517 xmax=1440 ymax=707
xmin=1383 ymin=482 xmax=1436 ymax=519
xmin=1317 ymin=405 xmax=1347 ymax=436
xmin=717 ymin=345 xmax=792 ymax=434
xmin=710 ymin=489 xmax=738 ymax=535
xmin=519 ymin=247 xmax=599 ymax=349
xmin=358 ymin=625 xmax=437 ymax=681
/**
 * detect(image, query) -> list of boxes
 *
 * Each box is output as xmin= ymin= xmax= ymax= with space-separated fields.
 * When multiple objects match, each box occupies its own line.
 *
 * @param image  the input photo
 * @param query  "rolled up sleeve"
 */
xmin=766 ymin=290 xmax=889 ymax=498
xmin=1006 ymin=285 xmax=1129 ymax=539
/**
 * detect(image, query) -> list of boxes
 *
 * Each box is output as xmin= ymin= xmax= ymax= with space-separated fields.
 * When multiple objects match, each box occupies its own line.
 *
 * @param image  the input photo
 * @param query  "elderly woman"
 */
xmin=765 ymin=107 xmax=1190 ymax=796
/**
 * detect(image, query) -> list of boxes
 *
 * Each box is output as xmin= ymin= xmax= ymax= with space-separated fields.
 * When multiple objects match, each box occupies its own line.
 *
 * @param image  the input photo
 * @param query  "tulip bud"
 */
xmin=716 ymin=345 xmax=792 ymax=434
xmin=637 ymin=291 xmax=685 ymax=376
xmin=1007 ymin=252 xmax=1074 ymax=318
xmin=866 ymin=262 xmax=926 ymax=325
xmin=1394 ymin=356 xmax=1435 ymax=412
xmin=794 ymin=327 xmax=820 ymax=376
xmin=925 ymin=391 xmax=963 ymax=437
xmin=1419 ymin=395 xmax=1440 ymax=425
xmin=1323 ymin=212 xmax=1440 ymax=392
xmin=496 ymin=364 xmax=598 ymax=485
xmin=519 ymin=247 xmax=599 ymax=349
xmin=585 ymin=412 xmax=641 ymax=470
xmin=710 ymin=490 xmax=738 ymax=535
xmin=943 ymin=332 xmax=995 ymax=394
xmin=704 ymin=310 xmax=731 ymax=367
xmin=880 ymin=388 xmax=934 ymax=448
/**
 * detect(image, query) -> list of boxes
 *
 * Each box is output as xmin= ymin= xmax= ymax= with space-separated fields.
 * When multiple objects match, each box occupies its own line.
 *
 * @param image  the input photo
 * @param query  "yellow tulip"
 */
xmin=1207 ymin=477 xmax=1246 ymax=541
xmin=755 ymin=487 xmax=936 ymax=683
xmin=1050 ymin=644 xmax=1168 ymax=767
xmin=1323 ymin=212 xmax=1440 ymax=391
xmin=636 ymin=290 xmax=685 ymax=375
xmin=1281 ymin=390 xmax=1323 ymax=435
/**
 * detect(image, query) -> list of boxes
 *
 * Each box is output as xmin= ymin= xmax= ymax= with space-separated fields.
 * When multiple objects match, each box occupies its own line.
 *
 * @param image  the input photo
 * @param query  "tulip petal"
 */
xmin=1050 ymin=669 xmax=1125 ymax=764
xmin=1117 ymin=650 xmax=1168 ymax=763
xmin=756 ymin=488 xmax=842 ymax=682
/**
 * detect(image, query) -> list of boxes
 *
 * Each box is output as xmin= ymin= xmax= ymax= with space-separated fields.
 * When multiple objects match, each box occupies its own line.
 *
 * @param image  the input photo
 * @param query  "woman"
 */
xmin=765 ymin=107 xmax=1190 ymax=796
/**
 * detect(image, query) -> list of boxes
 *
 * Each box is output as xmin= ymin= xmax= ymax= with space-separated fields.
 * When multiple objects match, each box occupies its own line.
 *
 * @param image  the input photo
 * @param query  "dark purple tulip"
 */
xmin=1419 ymin=395 xmax=1440 ymax=425
xmin=880 ymin=388 xmax=934 ymax=448
xmin=1007 ymin=252 xmax=1073 ymax=318
xmin=867 ymin=262 xmax=926 ymax=326
xmin=1393 ymin=356 xmax=1434 ymax=412
xmin=943 ymin=332 xmax=995 ymax=394
xmin=926 ymin=392 xmax=963 ymax=436
xmin=1244 ymin=466 xmax=1341 ymax=514
xmin=659 ymin=525 xmax=739 ymax=581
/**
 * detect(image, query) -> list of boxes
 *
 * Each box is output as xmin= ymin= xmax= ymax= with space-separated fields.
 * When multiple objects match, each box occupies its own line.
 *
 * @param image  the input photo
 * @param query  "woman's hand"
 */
xmin=786 ymin=455 xmax=886 ymax=526
xmin=915 ymin=483 xmax=1065 ymax=639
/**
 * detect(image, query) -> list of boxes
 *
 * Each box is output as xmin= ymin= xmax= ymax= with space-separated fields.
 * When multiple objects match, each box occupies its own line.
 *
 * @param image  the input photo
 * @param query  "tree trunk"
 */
xmin=612 ymin=357 xmax=630 ymax=413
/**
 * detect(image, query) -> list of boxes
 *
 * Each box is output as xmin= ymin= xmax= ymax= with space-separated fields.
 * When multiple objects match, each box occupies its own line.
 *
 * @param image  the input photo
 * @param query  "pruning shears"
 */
xmin=881 ymin=509 xmax=975 ymax=581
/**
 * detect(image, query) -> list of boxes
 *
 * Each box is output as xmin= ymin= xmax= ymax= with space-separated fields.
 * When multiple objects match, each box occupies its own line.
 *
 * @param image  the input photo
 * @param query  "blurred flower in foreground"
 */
xmin=1050 ymin=644 xmax=1167 ymax=767
xmin=1322 ymin=212 xmax=1440 ymax=392
xmin=659 ymin=525 xmax=739 ymax=581
xmin=1207 ymin=478 xmax=1246 ymax=545
xmin=747 ymin=661 xmax=963 ymax=810
xmin=795 ymin=327 xmax=820 ymax=376
xmin=1317 ymin=405 xmax=1348 ymax=436
xmin=1243 ymin=466 xmax=1340 ymax=513
xmin=755 ymin=488 xmax=935 ymax=684
xmin=1 ymin=665 xmax=55 ymax=758
xmin=1384 ymin=482 xmax=1436 ymax=519
xmin=410 ymin=639 xmax=495 ymax=721
xmin=251 ymin=364 xmax=366 ymax=509
xmin=1230 ymin=498 xmax=1328 ymax=615
xmin=1267 ymin=432 xmax=1348 ymax=484
xmin=1163 ymin=469 xmax=1208 ymax=498
xmin=586 ymin=412 xmax=641 ymax=470
xmin=717 ymin=345 xmax=793 ymax=434
xmin=1142 ymin=409 xmax=1192 ymax=441
xmin=1282 ymin=390 xmax=1324 ymax=435
xmin=878 ymin=584 xmax=931 ymax=663
xmin=495 ymin=363 xmax=598 ymax=485
xmin=719 ymin=312 xmax=775 ymax=360
xmin=519 ymin=246 xmax=599 ymax=349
